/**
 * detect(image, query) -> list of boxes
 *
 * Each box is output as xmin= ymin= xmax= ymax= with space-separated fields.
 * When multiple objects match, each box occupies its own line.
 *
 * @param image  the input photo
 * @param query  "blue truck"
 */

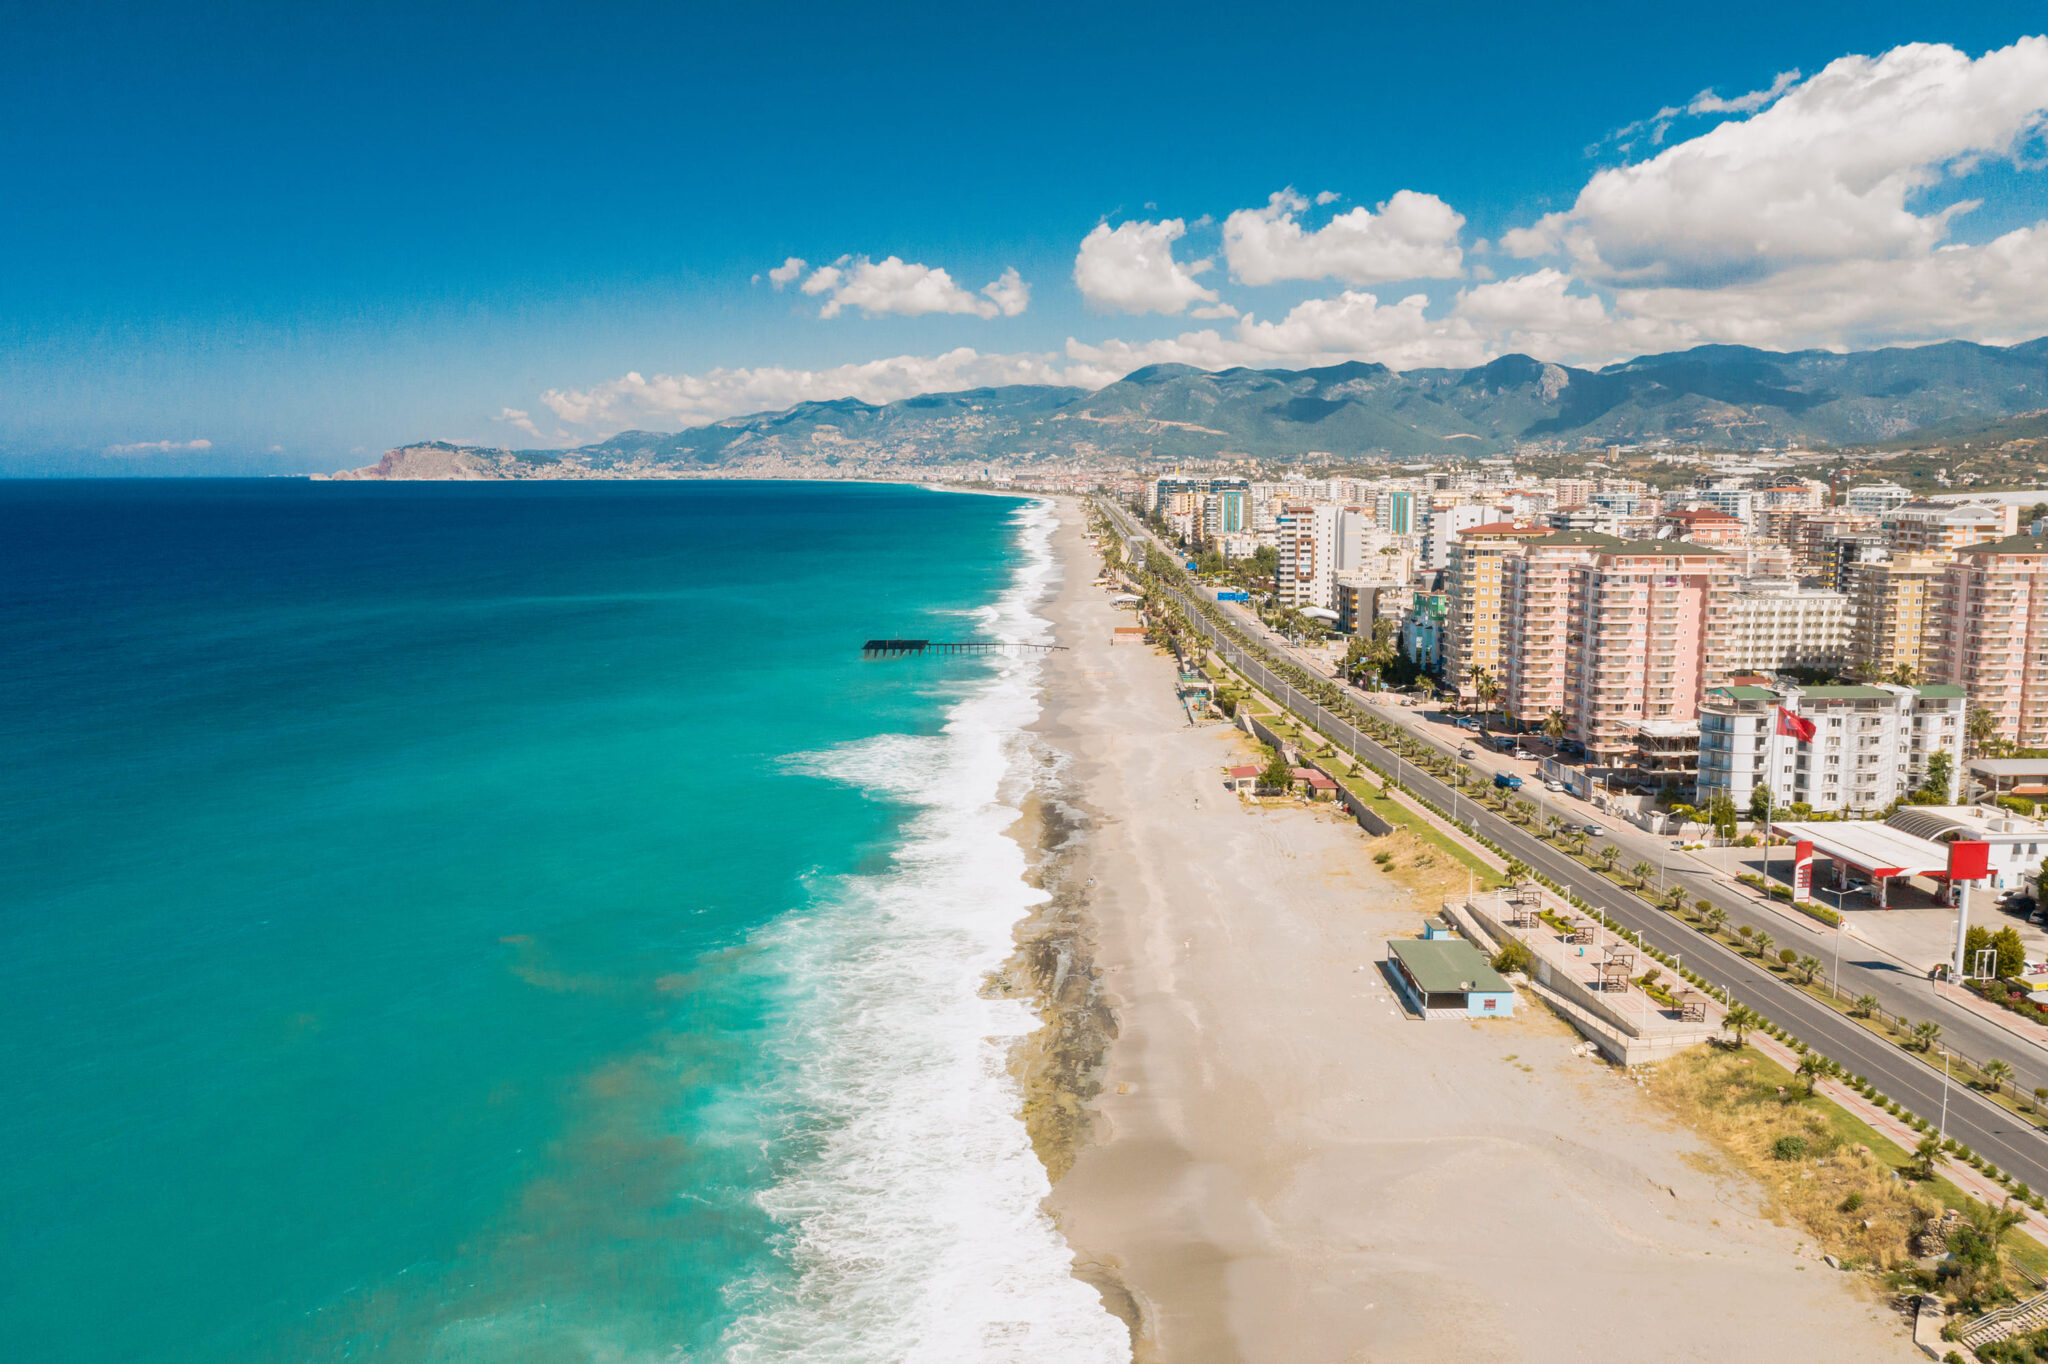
xmin=1493 ymin=771 xmax=1524 ymax=791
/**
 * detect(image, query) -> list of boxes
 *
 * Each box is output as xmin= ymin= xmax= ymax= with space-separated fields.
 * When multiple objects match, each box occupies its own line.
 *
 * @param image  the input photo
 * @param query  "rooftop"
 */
xmin=1958 ymin=533 xmax=2048 ymax=558
xmin=1388 ymin=937 xmax=1512 ymax=995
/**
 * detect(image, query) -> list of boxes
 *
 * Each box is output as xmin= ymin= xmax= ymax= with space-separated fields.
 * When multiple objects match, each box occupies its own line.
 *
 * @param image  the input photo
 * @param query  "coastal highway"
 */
xmin=1100 ymin=511 xmax=2048 ymax=1188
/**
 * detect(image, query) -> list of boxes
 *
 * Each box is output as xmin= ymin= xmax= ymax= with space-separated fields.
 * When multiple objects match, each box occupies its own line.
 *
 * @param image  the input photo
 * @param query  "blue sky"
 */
xmin=5 ymin=2 xmax=2047 ymax=474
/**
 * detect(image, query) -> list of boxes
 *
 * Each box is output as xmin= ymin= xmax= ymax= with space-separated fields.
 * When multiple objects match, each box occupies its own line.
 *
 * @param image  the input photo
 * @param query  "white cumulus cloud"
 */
xmin=1071 ymin=219 xmax=1221 ymax=315
xmin=494 ymin=407 xmax=542 ymax=437
xmin=1687 ymin=68 xmax=1801 ymax=115
xmin=1508 ymin=38 xmax=2048 ymax=285
xmin=539 ymin=348 xmax=1068 ymax=429
xmin=1223 ymin=188 xmax=1465 ymax=285
xmin=767 ymin=256 xmax=807 ymax=288
xmin=797 ymin=256 xmax=1029 ymax=319
xmin=105 ymin=438 xmax=212 ymax=455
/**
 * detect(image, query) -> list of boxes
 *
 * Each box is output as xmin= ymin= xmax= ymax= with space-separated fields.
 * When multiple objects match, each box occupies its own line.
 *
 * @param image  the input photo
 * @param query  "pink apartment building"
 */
xmin=1937 ymin=532 xmax=2048 ymax=748
xmin=1497 ymin=531 xmax=1738 ymax=766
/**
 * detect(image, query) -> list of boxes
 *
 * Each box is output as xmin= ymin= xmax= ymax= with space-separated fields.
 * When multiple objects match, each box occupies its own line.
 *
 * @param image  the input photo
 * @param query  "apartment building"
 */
xmin=1935 ymin=532 xmax=2048 ymax=749
xmin=1697 ymin=682 xmax=1965 ymax=814
xmin=1562 ymin=541 xmax=1739 ymax=766
xmin=1274 ymin=502 xmax=1337 ymax=610
xmin=1846 ymin=482 xmax=1915 ymax=516
xmin=1722 ymin=579 xmax=1853 ymax=675
xmin=1770 ymin=509 xmax=1876 ymax=571
xmin=1657 ymin=506 xmax=1746 ymax=544
xmin=1842 ymin=551 xmax=1948 ymax=679
xmin=1443 ymin=521 xmax=1550 ymax=698
xmin=1420 ymin=503 xmax=1506 ymax=571
xmin=1884 ymin=500 xmax=2018 ymax=556
xmin=1481 ymin=531 xmax=1738 ymax=764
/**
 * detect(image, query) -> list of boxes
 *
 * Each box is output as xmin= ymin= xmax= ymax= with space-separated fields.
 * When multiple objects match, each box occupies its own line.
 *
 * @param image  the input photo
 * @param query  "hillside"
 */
xmin=337 ymin=337 xmax=2048 ymax=477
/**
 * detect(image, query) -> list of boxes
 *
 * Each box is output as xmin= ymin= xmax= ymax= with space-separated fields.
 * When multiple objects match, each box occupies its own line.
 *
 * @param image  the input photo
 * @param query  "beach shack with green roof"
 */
xmin=1387 ymin=936 xmax=1517 ymax=1019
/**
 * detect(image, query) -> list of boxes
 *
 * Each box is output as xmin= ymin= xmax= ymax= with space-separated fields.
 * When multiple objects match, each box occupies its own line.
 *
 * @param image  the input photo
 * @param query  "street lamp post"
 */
xmin=1939 ymin=1047 xmax=1952 ymax=1140
xmin=1828 ymin=884 xmax=1849 ymax=1001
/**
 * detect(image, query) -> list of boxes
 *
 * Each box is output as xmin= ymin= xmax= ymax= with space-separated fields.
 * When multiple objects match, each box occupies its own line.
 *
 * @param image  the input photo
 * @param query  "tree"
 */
xmin=1543 ymin=815 xmax=1564 ymax=842
xmin=1797 ymin=1052 xmax=1840 ymax=1096
xmin=1491 ymin=938 xmax=1536 ymax=975
xmin=1951 ymin=1199 xmax=2028 ymax=1305
xmin=1852 ymin=992 xmax=1879 ymax=1018
xmin=1981 ymin=1058 xmax=2016 ymax=1093
xmin=1913 ymin=1019 xmax=1943 ymax=1052
xmin=1992 ymin=926 xmax=2027 ymax=979
xmin=1722 ymin=1003 xmax=1760 ymax=1047
xmin=1796 ymin=954 xmax=1823 ymax=985
xmin=1662 ymin=886 xmax=1687 ymax=912
xmin=1629 ymin=860 xmax=1657 ymax=890
xmin=1259 ymin=749 xmax=1293 ymax=792
xmin=1542 ymin=708 xmax=1568 ymax=743
xmin=1705 ymin=793 xmax=1739 ymax=840
xmin=1598 ymin=845 xmax=1621 ymax=873
xmin=1704 ymin=906 xmax=1728 ymax=935
xmin=1921 ymin=750 xmax=1955 ymax=802
xmin=1968 ymin=704 xmax=2002 ymax=758
xmin=1751 ymin=930 xmax=1775 ymax=960
xmin=1912 ymin=1132 xmax=1944 ymax=1180
xmin=1749 ymin=783 xmax=1775 ymax=825
xmin=1502 ymin=858 xmax=1531 ymax=883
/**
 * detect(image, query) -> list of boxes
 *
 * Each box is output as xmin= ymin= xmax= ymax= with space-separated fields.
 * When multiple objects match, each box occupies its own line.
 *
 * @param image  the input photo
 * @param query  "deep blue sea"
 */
xmin=0 ymin=480 xmax=1126 ymax=1364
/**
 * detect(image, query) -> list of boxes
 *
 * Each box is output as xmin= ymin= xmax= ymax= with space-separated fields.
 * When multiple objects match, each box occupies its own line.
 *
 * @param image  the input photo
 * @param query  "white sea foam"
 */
xmin=722 ymin=499 xmax=1128 ymax=1364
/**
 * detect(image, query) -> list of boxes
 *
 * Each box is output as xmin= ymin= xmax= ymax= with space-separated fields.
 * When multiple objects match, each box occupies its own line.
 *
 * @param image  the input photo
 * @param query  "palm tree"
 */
xmin=1722 ymin=1003 xmax=1760 ymax=1047
xmin=1629 ymin=860 xmax=1657 ymax=890
xmin=1968 ymin=704 xmax=2002 ymax=758
xmin=1913 ymin=1020 xmax=1943 ymax=1052
xmin=1541 ymin=708 xmax=1568 ymax=744
xmin=1797 ymin=1052 xmax=1840 ymax=1095
xmin=1502 ymin=858 xmax=1531 ymax=883
xmin=1981 ymin=1058 xmax=2016 ymax=1093
xmin=1703 ymin=906 xmax=1728 ymax=935
xmin=1662 ymin=886 xmax=1687 ymax=912
xmin=1852 ymin=993 xmax=1879 ymax=1018
xmin=1913 ymin=1133 xmax=1944 ymax=1180
xmin=1543 ymin=814 xmax=1563 ymax=842
xmin=1598 ymin=845 xmax=1621 ymax=874
xmin=1752 ymin=930 xmax=1775 ymax=960
xmin=1796 ymin=954 xmax=1822 ymax=985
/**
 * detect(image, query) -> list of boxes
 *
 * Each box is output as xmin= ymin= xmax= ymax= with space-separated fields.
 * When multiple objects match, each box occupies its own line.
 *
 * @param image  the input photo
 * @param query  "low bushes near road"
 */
xmin=1645 ymin=1045 xmax=2048 ymax=1311
xmin=1644 ymin=1045 xmax=1932 ymax=1272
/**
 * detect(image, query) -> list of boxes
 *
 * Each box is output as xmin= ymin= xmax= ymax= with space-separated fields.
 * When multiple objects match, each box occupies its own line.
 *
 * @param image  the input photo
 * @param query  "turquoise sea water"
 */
xmin=0 ymin=480 xmax=1126 ymax=1363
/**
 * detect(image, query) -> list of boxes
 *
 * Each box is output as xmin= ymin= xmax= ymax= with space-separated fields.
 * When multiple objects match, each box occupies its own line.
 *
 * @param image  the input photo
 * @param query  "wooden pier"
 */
xmin=860 ymin=638 xmax=1066 ymax=658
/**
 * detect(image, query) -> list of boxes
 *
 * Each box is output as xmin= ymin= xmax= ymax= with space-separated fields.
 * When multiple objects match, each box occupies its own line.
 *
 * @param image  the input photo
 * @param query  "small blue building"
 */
xmin=1388 ymin=936 xmax=1518 ymax=1018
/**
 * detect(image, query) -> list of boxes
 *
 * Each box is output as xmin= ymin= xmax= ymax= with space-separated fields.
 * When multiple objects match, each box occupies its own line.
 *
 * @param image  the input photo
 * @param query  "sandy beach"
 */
xmin=1024 ymin=498 xmax=1923 ymax=1363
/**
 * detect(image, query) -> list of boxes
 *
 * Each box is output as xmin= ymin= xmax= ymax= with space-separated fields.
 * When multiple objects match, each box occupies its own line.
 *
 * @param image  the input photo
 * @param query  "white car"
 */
xmin=1543 ymin=780 xmax=1564 ymax=792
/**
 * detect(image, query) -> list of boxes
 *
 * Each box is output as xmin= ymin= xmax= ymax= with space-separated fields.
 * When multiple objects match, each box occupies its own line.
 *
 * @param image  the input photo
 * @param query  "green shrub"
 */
xmin=1772 ymin=1135 xmax=1809 ymax=1161
xmin=1840 ymin=1191 xmax=1864 ymax=1212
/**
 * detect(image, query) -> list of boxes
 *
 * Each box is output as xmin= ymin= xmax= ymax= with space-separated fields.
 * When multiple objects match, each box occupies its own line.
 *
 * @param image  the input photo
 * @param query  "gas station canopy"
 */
xmin=1772 ymin=821 xmax=1958 ymax=881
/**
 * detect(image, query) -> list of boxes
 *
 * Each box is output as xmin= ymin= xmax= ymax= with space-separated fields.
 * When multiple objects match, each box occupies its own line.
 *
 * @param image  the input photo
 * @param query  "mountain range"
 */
xmin=333 ymin=337 xmax=2048 ymax=478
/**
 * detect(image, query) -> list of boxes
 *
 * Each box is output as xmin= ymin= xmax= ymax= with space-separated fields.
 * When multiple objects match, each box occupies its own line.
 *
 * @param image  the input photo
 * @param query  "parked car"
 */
xmin=1543 ymin=780 xmax=1564 ymax=792
xmin=1582 ymin=823 xmax=1604 ymax=836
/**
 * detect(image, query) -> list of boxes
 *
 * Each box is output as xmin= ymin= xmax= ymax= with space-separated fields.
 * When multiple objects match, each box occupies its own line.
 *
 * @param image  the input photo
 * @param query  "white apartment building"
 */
xmin=1420 ymin=503 xmax=1505 ymax=571
xmin=1275 ymin=502 xmax=1339 ymax=609
xmin=1697 ymin=682 xmax=1966 ymax=814
xmin=1846 ymin=482 xmax=1915 ymax=516
xmin=1721 ymin=579 xmax=1854 ymax=675
xmin=1884 ymin=500 xmax=2018 ymax=555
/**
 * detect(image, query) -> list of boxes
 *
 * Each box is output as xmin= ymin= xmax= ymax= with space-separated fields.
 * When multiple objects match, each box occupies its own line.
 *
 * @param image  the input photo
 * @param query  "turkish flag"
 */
xmin=1775 ymin=707 xmax=1817 ymax=742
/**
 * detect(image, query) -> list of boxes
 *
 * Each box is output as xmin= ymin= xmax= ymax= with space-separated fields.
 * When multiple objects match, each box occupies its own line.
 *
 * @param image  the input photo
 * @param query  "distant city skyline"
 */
xmin=5 ymin=2 xmax=2047 ymax=474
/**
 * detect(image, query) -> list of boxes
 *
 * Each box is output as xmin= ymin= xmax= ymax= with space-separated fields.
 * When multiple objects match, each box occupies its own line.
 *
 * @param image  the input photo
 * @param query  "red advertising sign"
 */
xmin=1793 ymin=840 xmax=1813 ymax=897
xmin=1948 ymin=840 xmax=1992 ymax=882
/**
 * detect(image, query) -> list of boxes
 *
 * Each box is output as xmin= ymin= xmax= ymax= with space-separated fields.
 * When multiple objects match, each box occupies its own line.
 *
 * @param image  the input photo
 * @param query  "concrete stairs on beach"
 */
xmin=1957 ymin=1287 xmax=2048 ymax=1352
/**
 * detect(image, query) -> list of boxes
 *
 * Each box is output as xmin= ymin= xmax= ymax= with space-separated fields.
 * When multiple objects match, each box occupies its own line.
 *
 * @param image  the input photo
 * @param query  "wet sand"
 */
xmin=1027 ymin=498 xmax=1922 ymax=1364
